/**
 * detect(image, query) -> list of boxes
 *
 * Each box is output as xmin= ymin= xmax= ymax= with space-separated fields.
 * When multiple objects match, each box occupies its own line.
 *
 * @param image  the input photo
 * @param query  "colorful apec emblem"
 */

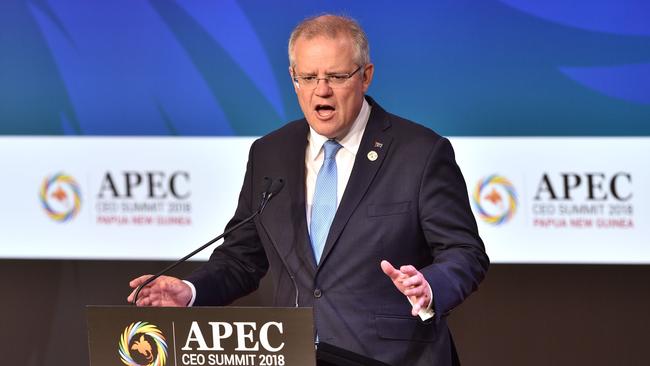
xmin=472 ymin=175 xmax=517 ymax=225
xmin=119 ymin=322 xmax=167 ymax=366
xmin=39 ymin=172 xmax=82 ymax=222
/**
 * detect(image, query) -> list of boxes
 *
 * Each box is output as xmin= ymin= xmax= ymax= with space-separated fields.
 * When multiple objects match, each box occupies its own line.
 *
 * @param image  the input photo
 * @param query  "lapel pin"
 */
xmin=367 ymin=150 xmax=378 ymax=161
xmin=374 ymin=141 xmax=383 ymax=148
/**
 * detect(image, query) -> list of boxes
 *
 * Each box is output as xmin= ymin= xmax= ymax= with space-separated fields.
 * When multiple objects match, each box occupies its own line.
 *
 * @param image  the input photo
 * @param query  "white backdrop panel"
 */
xmin=1 ymin=137 xmax=648 ymax=263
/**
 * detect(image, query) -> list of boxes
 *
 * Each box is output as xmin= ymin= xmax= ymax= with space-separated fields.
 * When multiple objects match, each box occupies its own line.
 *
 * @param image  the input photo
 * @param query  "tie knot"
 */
xmin=323 ymin=140 xmax=342 ymax=160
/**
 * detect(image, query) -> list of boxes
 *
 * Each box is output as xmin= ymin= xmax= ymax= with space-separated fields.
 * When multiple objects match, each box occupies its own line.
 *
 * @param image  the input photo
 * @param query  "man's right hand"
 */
xmin=127 ymin=275 xmax=192 ymax=307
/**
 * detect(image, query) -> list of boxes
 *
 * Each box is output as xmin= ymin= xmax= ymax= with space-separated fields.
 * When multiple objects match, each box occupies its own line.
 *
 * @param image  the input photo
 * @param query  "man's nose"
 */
xmin=314 ymin=78 xmax=333 ymax=96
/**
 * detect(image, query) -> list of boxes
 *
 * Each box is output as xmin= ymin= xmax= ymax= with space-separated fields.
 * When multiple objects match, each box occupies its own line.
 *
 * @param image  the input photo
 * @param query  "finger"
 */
xmin=405 ymin=284 xmax=425 ymax=297
xmin=127 ymin=288 xmax=147 ymax=303
xmin=129 ymin=274 xmax=153 ymax=288
xmin=412 ymin=300 xmax=422 ymax=316
xmin=134 ymin=287 xmax=152 ymax=300
xmin=400 ymin=265 xmax=418 ymax=275
xmin=148 ymin=291 xmax=160 ymax=302
xmin=135 ymin=296 xmax=148 ymax=307
xmin=127 ymin=288 xmax=136 ymax=302
xmin=150 ymin=297 xmax=161 ymax=307
xmin=128 ymin=283 xmax=154 ymax=304
xmin=412 ymin=305 xmax=421 ymax=317
xmin=395 ymin=273 xmax=409 ymax=287
xmin=402 ymin=274 xmax=423 ymax=288
xmin=380 ymin=260 xmax=402 ymax=281
xmin=412 ymin=295 xmax=429 ymax=316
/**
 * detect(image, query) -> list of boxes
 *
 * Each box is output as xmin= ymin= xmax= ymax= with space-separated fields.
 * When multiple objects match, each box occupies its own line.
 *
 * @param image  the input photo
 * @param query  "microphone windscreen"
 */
xmin=261 ymin=176 xmax=272 ymax=196
xmin=269 ymin=178 xmax=285 ymax=196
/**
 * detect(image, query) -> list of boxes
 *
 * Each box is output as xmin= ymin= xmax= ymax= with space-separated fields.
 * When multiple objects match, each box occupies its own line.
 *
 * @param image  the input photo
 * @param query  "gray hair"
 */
xmin=288 ymin=14 xmax=370 ymax=68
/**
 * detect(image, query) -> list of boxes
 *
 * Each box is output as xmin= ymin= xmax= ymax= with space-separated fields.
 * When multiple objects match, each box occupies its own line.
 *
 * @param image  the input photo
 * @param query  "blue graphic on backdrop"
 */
xmin=0 ymin=0 xmax=649 ymax=136
xmin=501 ymin=0 xmax=650 ymax=105
xmin=29 ymin=0 xmax=232 ymax=135
xmin=500 ymin=0 xmax=650 ymax=36
xmin=559 ymin=64 xmax=650 ymax=105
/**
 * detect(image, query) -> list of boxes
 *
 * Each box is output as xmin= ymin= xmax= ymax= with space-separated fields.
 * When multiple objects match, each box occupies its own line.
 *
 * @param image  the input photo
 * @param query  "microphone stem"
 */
xmin=131 ymin=176 xmax=284 ymax=306
xmin=132 ymin=209 xmax=260 ymax=305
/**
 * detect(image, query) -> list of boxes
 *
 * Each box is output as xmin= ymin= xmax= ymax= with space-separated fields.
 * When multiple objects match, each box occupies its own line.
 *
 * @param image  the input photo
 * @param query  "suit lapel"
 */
xmin=261 ymin=121 xmax=316 ymax=275
xmin=317 ymin=99 xmax=393 ymax=270
xmin=260 ymin=121 xmax=318 ymax=275
xmin=290 ymin=125 xmax=319 ymax=274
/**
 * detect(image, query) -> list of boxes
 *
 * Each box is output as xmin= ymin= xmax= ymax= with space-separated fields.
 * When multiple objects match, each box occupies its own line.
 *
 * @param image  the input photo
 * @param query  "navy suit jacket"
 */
xmin=187 ymin=97 xmax=489 ymax=365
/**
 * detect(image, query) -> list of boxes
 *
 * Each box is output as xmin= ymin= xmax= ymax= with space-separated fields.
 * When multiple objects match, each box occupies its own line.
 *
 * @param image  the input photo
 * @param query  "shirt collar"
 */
xmin=308 ymin=98 xmax=371 ymax=161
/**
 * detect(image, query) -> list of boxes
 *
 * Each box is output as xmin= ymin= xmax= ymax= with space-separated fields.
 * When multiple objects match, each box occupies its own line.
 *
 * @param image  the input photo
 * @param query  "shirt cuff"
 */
xmin=182 ymin=280 xmax=197 ymax=307
xmin=406 ymin=282 xmax=435 ymax=321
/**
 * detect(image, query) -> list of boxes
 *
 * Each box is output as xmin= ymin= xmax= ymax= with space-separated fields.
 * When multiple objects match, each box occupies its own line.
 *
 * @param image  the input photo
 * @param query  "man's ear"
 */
xmin=289 ymin=66 xmax=299 ymax=93
xmin=362 ymin=63 xmax=375 ymax=92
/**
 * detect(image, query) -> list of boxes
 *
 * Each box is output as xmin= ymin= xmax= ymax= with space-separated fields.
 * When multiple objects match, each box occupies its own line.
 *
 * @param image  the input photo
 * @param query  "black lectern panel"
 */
xmin=317 ymin=342 xmax=392 ymax=366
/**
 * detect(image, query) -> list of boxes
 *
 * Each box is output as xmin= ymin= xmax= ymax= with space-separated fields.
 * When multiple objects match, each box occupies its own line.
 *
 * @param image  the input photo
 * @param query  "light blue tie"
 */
xmin=310 ymin=140 xmax=342 ymax=264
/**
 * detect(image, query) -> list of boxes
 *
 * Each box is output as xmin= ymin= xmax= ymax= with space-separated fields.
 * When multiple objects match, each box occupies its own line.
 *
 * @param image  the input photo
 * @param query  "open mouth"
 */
xmin=315 ymin=104 xmax=336 ymax=118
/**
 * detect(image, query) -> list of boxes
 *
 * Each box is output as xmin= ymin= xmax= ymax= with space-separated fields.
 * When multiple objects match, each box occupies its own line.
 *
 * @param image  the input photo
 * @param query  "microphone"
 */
xmin=260 ymin=176 xmax=273 ymax=203
xmin=269 ymin=177 xmax=285 ymax=197
xmin=131 ymin=176 xmax=283 ymax=305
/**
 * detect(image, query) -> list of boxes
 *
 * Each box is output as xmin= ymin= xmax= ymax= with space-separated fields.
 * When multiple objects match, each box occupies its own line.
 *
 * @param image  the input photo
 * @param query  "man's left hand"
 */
xmin=381 ymin=260 xmax=431 ymax=316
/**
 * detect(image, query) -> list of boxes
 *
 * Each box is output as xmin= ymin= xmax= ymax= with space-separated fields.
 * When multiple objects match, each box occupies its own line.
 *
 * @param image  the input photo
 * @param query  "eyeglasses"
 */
xmin=292 ymin=66 xmax=362 ymax=89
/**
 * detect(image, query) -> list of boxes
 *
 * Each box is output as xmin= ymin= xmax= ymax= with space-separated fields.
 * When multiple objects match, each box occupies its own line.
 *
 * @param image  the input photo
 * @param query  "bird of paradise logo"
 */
xmin=472 ymin=175 xmax=518 ymax=225
xmin=39 ymin=172 xmax=82 ymax=222
xmin=119 ymin=321 xmax=167 ymax=366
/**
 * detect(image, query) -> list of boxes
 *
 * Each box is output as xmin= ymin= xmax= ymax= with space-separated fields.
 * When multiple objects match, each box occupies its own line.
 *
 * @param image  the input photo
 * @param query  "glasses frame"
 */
xmin=292 ymin=65 xmax=363 ymax=89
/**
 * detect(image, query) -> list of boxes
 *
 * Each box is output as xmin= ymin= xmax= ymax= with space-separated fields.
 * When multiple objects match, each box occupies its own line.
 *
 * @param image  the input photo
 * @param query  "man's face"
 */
xmin=290 ymin=35 xmax=374 ymax=139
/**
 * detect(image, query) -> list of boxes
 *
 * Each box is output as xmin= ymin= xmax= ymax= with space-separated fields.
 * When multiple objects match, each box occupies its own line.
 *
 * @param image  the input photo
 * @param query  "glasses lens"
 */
xmin=328 ymin=75 xmax=349 ymax=85
xmin=302 ymin=78 xmax=317 ymax=87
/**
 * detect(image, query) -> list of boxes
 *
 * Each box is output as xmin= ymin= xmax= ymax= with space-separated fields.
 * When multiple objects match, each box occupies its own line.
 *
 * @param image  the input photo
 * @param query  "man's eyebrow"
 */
xmin=295 ymin=68 xmax=349 ymax=76
xmin=296 ymin=71 xmax=317 ymax=76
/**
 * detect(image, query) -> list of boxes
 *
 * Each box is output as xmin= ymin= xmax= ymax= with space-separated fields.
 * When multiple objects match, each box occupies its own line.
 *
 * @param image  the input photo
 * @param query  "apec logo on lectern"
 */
xmin=119 ymin=321 xmax=168 ymax=366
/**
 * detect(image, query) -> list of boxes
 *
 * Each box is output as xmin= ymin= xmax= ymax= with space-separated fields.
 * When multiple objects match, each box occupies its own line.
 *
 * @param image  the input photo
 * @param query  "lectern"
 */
xmin=87 ymin=306 xmax=390 ymax=366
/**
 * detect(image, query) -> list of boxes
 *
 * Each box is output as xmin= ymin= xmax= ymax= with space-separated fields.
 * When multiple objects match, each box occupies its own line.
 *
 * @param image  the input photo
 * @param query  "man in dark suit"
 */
xmin=129 ymin=14 xmax=488 ymax=365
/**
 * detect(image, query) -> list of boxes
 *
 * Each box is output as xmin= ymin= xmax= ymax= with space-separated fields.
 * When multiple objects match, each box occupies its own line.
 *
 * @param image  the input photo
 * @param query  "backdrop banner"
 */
xmin=2 ymin=137 xmax=648 ymax=263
